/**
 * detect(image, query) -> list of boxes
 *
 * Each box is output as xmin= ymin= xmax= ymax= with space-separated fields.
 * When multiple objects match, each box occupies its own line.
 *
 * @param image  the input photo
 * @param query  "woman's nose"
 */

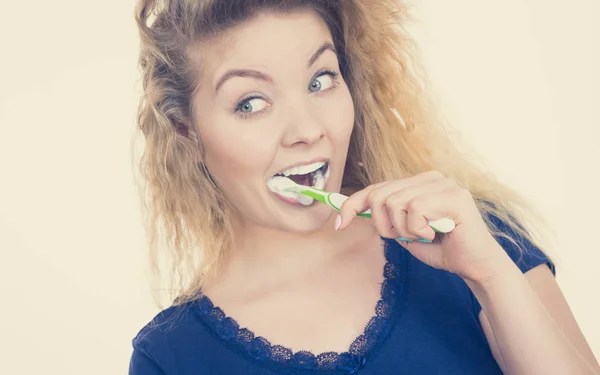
xmin=281 ymin=106 xmax=326 ymax=148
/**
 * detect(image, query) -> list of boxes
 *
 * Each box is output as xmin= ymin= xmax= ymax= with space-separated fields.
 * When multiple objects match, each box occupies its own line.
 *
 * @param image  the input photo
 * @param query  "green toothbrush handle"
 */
xmin=325 ymin=192 xmax=455 ymax=233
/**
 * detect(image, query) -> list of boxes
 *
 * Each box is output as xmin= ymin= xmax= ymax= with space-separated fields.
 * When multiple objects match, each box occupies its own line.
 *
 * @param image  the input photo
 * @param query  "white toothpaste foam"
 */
xmin=267 ymin=166 xmax=328 ymax=207
xmin=268 ymin=176 xmax=313 ymax=205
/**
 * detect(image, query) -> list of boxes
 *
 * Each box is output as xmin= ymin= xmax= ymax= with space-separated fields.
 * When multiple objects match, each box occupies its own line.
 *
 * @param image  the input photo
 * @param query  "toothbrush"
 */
xmin=278 ymin=180 xmax=456 ymax=240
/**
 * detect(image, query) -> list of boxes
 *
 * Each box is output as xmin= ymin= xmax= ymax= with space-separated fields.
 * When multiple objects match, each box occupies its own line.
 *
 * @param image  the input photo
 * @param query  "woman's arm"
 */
xmin=466 ymin=251 xmax=600 ymax=375
xmin=335 ymin=172 xmax=598 ymax=372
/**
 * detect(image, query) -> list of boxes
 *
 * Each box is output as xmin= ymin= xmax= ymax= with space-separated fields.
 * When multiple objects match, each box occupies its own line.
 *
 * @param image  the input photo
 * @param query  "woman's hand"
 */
xmin=336 ymin=170 xmax=508 ymax=283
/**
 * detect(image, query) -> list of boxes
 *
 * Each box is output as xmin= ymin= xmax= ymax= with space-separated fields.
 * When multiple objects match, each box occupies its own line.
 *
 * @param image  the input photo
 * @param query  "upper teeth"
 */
xmin=280 ymin=161 xmax=326 ymax=177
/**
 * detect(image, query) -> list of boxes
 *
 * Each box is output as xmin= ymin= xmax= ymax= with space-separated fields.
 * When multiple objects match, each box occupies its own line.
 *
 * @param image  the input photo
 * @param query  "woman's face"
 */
xmin=192 ymin=9 xmax=355 ymax=232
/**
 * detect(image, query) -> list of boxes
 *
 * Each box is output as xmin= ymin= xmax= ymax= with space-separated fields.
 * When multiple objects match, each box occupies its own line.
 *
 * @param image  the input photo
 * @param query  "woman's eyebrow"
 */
xmin=215 ymin=70 xmax=273 ymax=93
xmin=214 ymin=41 xmax=336 ymax=93
xmin=307 ymin=41 xmax=336 ymax=68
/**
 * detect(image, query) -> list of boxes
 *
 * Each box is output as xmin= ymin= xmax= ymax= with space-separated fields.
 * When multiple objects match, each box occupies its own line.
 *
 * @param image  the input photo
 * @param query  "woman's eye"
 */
xmin=309 ymin=74 xmax=334 ymax=92
xmin=237 ymin=97 xmax=269 ymax=114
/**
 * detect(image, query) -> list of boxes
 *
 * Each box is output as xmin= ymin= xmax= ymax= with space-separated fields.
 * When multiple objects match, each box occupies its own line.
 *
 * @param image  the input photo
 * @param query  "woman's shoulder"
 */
xmin=132 ymin=300 xmax=195 ymax=350
xmin=129 ymin=301 xmax=192 ymax=374
xmin=131 ymin=297 xmax=216 ymax=356
xmin=129 ymin=298 xmax=218 ymax=374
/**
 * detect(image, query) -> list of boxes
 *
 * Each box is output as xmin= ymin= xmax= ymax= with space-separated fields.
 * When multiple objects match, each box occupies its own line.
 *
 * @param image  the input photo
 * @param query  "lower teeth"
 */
xmin=312 ymin=169 xmax=325 ymax=189
xmin=297 ymin=169 xmax=325 ymax=206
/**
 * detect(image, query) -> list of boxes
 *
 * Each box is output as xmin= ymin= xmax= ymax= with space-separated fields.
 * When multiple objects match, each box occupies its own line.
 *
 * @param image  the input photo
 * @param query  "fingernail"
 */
xmin=334 ymin=215 xmax=342 ymax=231
xmin=397 ymin=237 xmax=413 ymax=243
xmin=417 ymin=238 xmax=432 ymax=243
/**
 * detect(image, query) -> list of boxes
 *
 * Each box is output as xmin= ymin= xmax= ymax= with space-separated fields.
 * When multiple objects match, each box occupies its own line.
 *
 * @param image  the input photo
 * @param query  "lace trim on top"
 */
xmin=194 ymin=239 xmax=407 ymax=374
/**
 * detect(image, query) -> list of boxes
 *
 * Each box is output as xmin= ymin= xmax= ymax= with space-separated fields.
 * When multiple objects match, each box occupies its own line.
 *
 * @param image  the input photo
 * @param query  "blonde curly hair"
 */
xmin=133 ymin=0 xmax=554 ymax=309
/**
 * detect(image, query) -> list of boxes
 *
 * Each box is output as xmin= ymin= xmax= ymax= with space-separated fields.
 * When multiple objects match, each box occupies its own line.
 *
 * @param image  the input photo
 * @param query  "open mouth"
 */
xmin=268 ymin=161 xmax=330 ymax=206
xmin=272 ymin=161 xmax=329 ymax=187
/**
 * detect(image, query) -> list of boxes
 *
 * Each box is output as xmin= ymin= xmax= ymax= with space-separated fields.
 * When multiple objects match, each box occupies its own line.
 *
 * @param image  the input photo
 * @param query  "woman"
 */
xmin=129 ymin=0 xmax=599 ymax=373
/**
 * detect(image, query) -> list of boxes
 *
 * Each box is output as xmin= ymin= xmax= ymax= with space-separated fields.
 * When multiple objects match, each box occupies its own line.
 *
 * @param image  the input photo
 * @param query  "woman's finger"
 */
xmin=334 ymin=181 xmax=389 ymax=231
xmin=404 ymin=188 xmax=464 ymax=241
xmin=366 ymin=172 xmax=446 ymax=238
xmin=337 ymin=171 xmax=445 ymax=230
xmin=386 ymin=178 xmax=457 ymax=240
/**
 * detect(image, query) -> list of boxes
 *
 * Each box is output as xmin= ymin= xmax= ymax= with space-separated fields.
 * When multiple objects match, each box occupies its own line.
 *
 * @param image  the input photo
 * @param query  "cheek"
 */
xmin=326 ymin=87 xmax=355 ymax=144
xmin=200 ymin=121 xmax=277 ymax=183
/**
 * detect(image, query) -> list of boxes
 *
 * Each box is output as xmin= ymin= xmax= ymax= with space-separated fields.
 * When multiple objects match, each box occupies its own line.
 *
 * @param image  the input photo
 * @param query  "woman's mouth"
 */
xmin=267 ymin=161 xmax=330 ymax=206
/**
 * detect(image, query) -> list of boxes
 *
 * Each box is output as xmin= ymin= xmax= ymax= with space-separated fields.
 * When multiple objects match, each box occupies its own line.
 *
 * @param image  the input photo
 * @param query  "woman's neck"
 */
xmin=204 ymin=214 xmax=380 ymax=299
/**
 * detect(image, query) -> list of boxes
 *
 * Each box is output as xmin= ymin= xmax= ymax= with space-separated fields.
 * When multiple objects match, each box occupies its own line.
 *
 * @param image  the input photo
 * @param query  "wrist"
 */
xmin=461 ymin=242 xmax=521 ymax=289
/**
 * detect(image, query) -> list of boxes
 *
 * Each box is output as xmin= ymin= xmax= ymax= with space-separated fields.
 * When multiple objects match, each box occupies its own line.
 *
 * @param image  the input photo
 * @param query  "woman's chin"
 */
xmin=277 ymin=208 xmax=334 ymax=233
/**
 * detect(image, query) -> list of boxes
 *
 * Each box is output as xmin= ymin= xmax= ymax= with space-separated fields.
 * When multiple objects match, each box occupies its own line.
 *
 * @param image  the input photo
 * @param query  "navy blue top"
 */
xmin=129 ymin=215 xmax=554 ymax=374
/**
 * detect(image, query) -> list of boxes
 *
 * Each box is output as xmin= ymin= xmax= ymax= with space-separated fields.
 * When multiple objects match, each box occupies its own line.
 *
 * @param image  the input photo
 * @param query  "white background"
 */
xmin=0 ymin=0 xmax=598 ymax=373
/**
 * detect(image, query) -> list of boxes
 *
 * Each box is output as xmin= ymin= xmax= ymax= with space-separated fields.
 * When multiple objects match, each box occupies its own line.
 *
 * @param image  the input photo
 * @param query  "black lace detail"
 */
xmin=194 ymin=239 xmax=406 ymax=373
